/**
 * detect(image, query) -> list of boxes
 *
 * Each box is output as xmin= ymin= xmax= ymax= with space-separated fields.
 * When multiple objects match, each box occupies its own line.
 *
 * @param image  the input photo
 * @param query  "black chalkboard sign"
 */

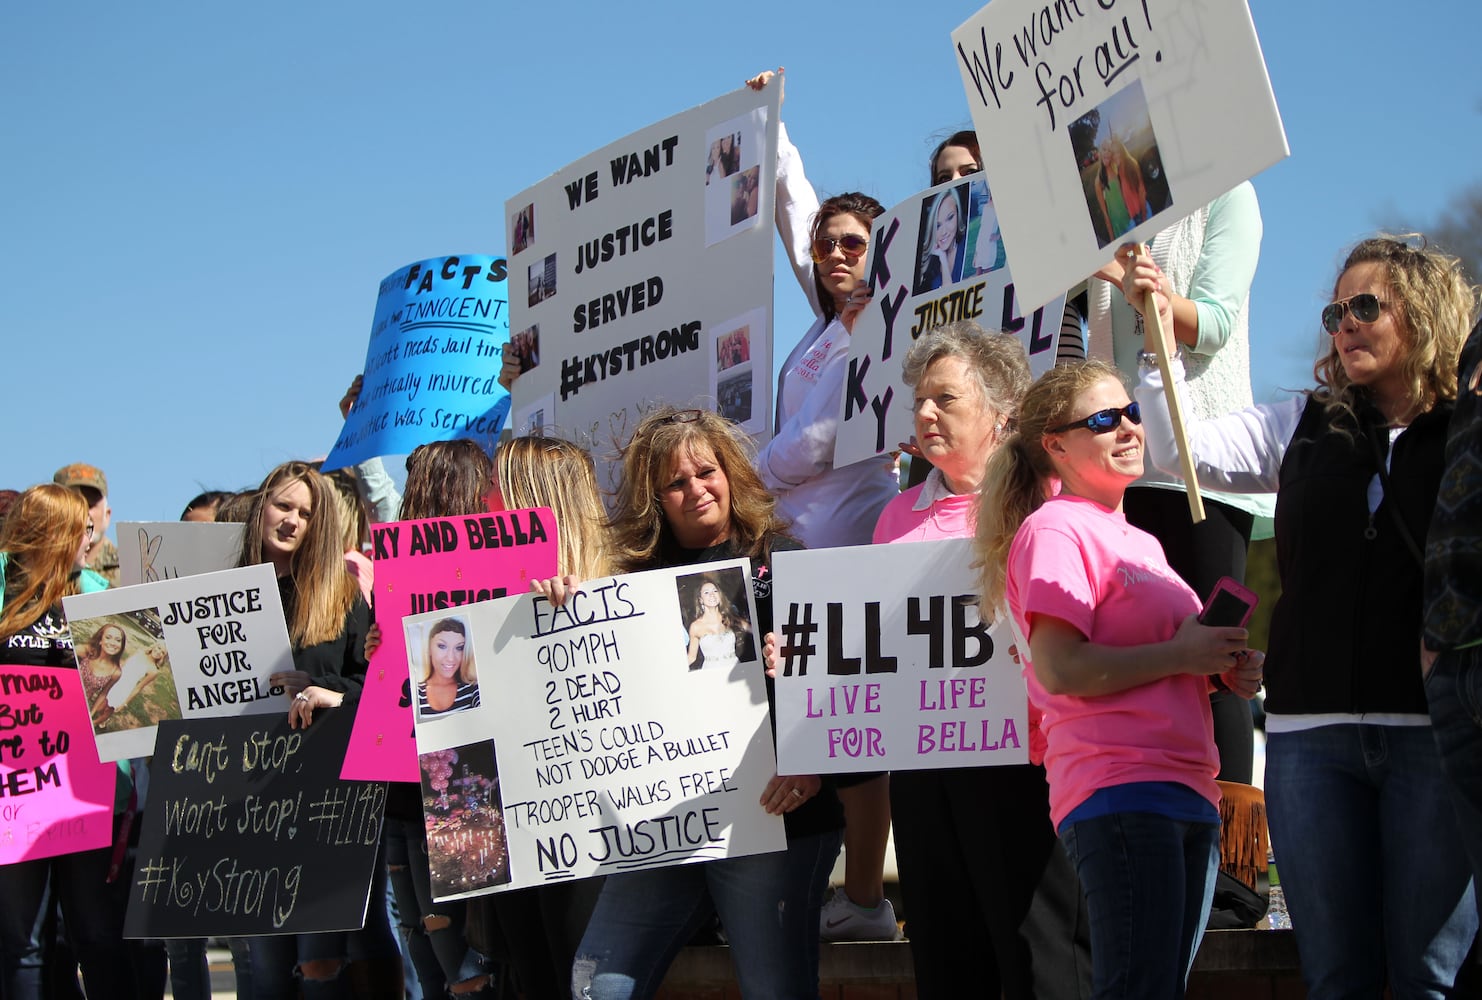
xmin=124 ymin=708 xmax=387 ymax=938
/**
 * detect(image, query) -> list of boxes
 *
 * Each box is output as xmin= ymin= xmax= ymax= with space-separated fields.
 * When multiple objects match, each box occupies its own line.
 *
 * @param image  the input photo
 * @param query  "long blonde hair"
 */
xmin=975 ymin=360 xmax=1123 ymax=614
xmin=0 ymin=484 xmax=89 ymax=641
xmin=422 ymin=617 xmax=477 ymax=684
xmin=237 ymin=462 xmax=358 ymax=648
xmin=496 ymin=436 xmax=613 ymax=581
xmin=1313 ymin=236 xmax=1478 ymax=426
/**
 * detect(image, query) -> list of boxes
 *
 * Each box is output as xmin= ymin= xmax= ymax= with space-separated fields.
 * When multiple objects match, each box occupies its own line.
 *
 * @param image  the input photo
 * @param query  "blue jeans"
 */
xmin=0 ymin=845 xmax=136 ymax=1000
xmin=1429 ymin=646 xmax=1482 ymax=898
xmin=385 ymin=817 xmax=490 ymax=996
xmin=1059 ymin=812 xmax=1218 ymax=1000
xmin=1266 ymin=725 xmax=1478 ymax=999
xmin=571 ymin=829 xmax=842 ymax=1000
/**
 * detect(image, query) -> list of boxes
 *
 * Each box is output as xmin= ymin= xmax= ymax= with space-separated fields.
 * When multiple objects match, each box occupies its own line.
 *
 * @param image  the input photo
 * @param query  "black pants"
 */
xmin=892 ymin=764 xmax=1091 ymax=1000
xmin=1124 ymin=486 xmax=1256 ymax=783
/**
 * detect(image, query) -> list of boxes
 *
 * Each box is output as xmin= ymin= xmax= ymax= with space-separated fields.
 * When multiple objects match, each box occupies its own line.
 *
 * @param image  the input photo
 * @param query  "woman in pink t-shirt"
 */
xmin=875 ymin=321 xmax=1090 ymax=1000
xmin=975 ymin=359 xmax=1262 ymax=998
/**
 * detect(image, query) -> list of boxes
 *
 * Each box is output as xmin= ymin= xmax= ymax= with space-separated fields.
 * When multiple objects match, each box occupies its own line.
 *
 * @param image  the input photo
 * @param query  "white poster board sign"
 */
xmin=504 ymin=84 xmax=781 ymax=492
xmin=118 ymin=522 xmax=244 ymax=587
xmin=772 ymin=541 xmax=1028 ymax=774
xmin=61 ymin=564 xmax=294 ymax=762
xmin=407 ymin=560 xmax=786 ymax=900
xmin=951 ymin=0 xmax=1287 ymax=311
xmin=834 ymin=179 xmax=1069 ymax=467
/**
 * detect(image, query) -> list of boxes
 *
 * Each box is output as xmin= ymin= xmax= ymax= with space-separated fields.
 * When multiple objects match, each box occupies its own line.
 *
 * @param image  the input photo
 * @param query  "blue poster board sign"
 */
xmin=325 ymin=254 xmax=510 ymax=469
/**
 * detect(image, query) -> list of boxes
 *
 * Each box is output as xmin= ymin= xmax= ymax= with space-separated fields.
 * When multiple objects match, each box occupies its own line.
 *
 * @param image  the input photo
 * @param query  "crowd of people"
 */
xmin=3 ymin=68 xmax=1481 ymax=1000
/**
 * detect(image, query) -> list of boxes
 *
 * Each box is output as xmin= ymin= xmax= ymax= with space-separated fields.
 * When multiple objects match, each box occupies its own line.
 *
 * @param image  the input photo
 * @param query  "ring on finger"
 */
xmin=789 ymin=788 xmax=803 ymax=798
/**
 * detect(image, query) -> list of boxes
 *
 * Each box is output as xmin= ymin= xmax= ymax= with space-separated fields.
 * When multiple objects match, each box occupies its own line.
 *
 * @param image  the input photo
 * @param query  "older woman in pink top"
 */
xmin=975 ymin=359 xmax=1262 ymax=999
xmin=875 ymin=321 xmax=1090 ymax=1000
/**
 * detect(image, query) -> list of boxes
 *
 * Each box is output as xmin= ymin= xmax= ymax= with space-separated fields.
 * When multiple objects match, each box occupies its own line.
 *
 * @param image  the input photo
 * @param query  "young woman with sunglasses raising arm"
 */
xmin=1131 ymin=237 xmax=1480 ymax=999
xmin=744 ymin=69 xmax=901 ymax=945
xmin=746 ymin=69 xmax=897 ymax=550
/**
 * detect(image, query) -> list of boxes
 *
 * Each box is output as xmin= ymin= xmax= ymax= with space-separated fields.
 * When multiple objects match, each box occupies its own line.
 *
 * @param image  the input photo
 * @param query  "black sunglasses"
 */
xmin=1321 ymin=293 xmax=1384 ymax=334
xmin=1047 ymin=402 xmax=1141 ymax=435
xmin=810 ymin=234 xmax=869 ymax=263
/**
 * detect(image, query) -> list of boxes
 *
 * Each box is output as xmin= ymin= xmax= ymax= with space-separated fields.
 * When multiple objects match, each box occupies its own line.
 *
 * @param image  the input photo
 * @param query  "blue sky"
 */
xmin=4 ymin=1 xmax=1479 ymax=528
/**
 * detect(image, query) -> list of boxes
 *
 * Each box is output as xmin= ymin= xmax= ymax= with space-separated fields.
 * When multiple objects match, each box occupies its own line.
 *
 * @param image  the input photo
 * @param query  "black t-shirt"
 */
xmin=655 ymin=535 xmax=845 ymax=841
xmin=277 ymin=575 xmax=371 ymax=697
xmin=2 ymin=596 xmax=77 ymax=668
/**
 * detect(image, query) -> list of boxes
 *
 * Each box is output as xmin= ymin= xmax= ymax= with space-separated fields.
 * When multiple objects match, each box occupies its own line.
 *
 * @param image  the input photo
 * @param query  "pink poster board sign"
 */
xmin=341 ymin=508 xmax=558 ymax=782
xmin=1 ymin=665 xmax=116 ymax=865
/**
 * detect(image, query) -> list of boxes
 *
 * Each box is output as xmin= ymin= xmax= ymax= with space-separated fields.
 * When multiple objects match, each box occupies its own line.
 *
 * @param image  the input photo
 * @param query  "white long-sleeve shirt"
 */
xmin=753 ymin=124 xmax=896 ymax=548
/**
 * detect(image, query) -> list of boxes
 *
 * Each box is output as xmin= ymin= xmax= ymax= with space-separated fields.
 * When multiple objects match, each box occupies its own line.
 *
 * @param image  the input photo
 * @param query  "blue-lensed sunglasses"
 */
xmin=1047 ymin=401 xmax=1141 ymax=435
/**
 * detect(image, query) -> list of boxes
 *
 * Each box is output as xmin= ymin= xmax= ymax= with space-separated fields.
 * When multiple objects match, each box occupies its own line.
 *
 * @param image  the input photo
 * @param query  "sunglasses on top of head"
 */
xmin=1046 ymin=402 xmax=1141 ymax=435
xmin=810 ymin=234 xmax=869 ymax=264
xmin=1321 ymin=293 xmax=1385 ymax=334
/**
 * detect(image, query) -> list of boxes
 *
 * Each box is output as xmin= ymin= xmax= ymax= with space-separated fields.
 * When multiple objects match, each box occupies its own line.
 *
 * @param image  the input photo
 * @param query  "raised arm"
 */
xmin=748 ymin=68 xmax=823 ymax=319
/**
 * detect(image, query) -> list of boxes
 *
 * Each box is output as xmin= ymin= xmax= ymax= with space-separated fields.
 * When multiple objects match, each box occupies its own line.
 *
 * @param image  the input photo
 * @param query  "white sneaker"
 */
xmin=818 ymin=887 xmax=903 ymax=941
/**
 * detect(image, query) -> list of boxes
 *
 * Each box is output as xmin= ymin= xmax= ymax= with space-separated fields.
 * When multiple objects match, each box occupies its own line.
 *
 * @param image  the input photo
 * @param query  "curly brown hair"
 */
xmin=607 ymin=407 xmax=791 ymax=571
xmin=1313 ymin=236 xmax=1479 ymax=425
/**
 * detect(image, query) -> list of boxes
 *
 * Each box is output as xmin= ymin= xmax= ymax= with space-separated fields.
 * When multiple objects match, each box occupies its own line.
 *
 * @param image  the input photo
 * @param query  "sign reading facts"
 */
xmin=62 ymin=564 xmax=293 ymax=763
xmin=950 ymin=0 xmax=1287 ymax=311
xmin=341 ymin=507 xmax=559 ymax=783
xmin=0 ymin=665 xmax=116 ymax=865
xmin=834 ymin=177 xmax=1069 ymax=468
xmin=325 ymin=253 xmax=511 ymax=470
xmin=124 ymin=709 xmax=386 ymax=938
xmin=772 ymin=541 xmax=1028 ymax=773
xmin=407 ymin=560 xmax=785 ymax=900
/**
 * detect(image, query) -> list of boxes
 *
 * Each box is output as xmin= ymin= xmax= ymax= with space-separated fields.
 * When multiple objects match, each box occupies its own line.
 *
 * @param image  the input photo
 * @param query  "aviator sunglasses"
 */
xmin=1321 ymin=293 xmax=1385 ymax=334
xmin=1047 ymin=402 xmax=1142 ymax=435
xmin=810 ymin=233 xmax=869 ymax=263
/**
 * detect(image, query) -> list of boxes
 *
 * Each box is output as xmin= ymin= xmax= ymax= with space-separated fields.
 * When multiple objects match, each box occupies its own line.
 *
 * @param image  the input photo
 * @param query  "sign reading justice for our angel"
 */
xmin=62 ymin=564 xmax=294 ymax=762
xmin=772 ymin=541 xmax=1028 ymax=774
xmin=951 ymin=0 xmax=1287 ymax=311
xmin=407 ymin=560 xmax=786 ymax=900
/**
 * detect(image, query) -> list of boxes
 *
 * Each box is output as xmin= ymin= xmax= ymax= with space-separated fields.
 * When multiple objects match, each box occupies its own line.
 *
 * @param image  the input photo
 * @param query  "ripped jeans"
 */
xmin=571 ymin=828 xmax=841 ymax=1000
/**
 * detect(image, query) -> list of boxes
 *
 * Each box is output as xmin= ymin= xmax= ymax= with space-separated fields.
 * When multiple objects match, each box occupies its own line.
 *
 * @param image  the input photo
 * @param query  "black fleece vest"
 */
xmin=1265 ymin=395 xmax=1450 ymax=715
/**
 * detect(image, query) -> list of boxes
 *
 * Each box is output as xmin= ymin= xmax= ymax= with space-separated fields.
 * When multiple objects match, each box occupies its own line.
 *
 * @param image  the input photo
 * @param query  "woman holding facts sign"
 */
xmin=976 ymin=359 xmax=1262 ymax=998
xmin=0 ymin=485 xmax=135 ymax=1000
xmin=1131 ymin=238 xmax=1480 ymax=998
xmin=236 ymin=461 xmax=399 ymax=1000
xmin=874 ymin=322 xmax=1091 ymax=1000
xmin=567 ymin=405 xmax=846 ymax=1000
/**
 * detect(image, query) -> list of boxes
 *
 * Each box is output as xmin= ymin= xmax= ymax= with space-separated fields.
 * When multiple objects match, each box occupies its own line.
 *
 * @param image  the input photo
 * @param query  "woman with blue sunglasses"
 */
xmin=975 ymin=359 xmax=1263 ymax=999
xmin=1133 ymin=236 xmax=1479 ymax=999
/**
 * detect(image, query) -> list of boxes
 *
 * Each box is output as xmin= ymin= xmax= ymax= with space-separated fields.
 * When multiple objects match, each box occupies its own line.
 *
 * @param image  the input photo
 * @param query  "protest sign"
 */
xmin=341 ymin=507 xmax=560 ymax=783
xmin=504 ymin=83 xmax=780 ymax=492
xmin=62 ymin=563 xmax=293 ymax=762
xmin=951 ymin=0 xmax=1287 ymax=311
xmin=124 ymin=709 xmax=386 ymax=938
xmin=834 ymin=179 xmax=1069 ymax=467
xmin=772 ymin=541 xmax=1028 ymax=774
xmin=118 ymin=522 xmax=243 ymax=587
xmin=407 ymin=560 xmax=786 ymax=900
xmin=325 ymin=254 xmax=511 ymax=470
xmin=0 ymin=665 xmax=116 ymax=865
